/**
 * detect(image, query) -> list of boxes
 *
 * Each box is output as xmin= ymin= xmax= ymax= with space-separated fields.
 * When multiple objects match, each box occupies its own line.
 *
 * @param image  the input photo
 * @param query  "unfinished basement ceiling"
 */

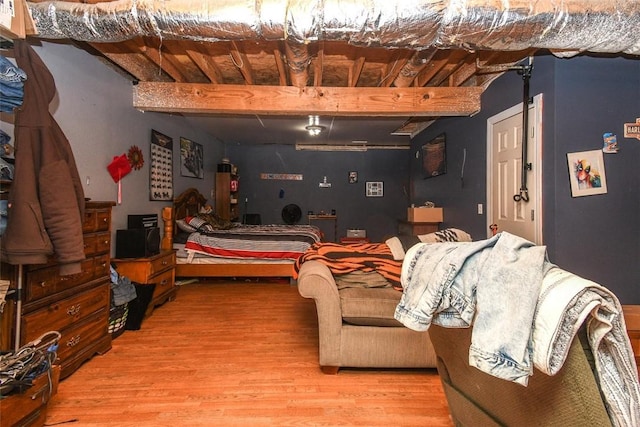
xmin=25 ymin=0 xmax=640 ymax=146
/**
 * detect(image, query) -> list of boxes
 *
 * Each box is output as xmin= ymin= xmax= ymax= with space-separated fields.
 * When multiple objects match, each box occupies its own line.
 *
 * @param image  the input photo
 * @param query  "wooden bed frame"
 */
xmin=161 ymin=188 xmax=296 ymax=279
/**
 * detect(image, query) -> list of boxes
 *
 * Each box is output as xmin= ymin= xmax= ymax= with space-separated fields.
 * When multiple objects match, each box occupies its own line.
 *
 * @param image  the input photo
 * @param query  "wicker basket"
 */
xmin=108 ymin=303 xmax=129 ymax=338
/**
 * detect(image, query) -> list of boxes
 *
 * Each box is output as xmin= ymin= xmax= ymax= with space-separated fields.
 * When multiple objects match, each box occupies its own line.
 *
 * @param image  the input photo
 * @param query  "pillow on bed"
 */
xmin=176 ymin=218 xmax=197 ymax=233
xmin=184 ymin=216 xmax=216 ymax=233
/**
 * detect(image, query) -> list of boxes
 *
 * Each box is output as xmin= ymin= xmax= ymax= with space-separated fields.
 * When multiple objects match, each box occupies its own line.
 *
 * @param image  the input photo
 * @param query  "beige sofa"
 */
xmin=297 ymin=260 xmax=437 ymax=374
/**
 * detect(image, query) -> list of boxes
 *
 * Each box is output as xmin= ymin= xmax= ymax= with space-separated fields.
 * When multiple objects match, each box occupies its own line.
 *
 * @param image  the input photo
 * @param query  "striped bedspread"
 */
xmin=184 ymin=224 xmax=322 ymax=260
xmin=293 ymin=242 xmax=403 ymax=287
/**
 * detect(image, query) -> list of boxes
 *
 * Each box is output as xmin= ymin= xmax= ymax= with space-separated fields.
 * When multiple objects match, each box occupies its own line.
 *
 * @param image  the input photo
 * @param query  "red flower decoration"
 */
xmin=127 ymin=145 xmax=144 ymax=170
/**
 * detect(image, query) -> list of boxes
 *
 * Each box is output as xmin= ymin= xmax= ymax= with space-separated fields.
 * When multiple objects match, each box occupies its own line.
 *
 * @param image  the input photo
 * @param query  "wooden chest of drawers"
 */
xmin=111 ymin=250 xmax=177 ymax=317
xmin=0 ymin=365 xmax=60 ymax=427
xmin=10 ymin=201 xmax=115 ymax=379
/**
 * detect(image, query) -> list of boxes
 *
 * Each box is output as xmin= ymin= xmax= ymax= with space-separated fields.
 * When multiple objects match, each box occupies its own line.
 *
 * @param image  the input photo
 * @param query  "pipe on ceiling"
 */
xmin=27 ymin=0 xmax=640 ymax=56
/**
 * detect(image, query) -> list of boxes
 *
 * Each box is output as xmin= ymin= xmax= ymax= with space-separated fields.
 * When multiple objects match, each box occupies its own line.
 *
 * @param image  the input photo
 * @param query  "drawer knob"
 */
xmin=160 ymin=279 xmax=167 ymax=285
xmin=39 ymin=281 xmax=47 ymax=287
xmin=162 ymin=260 xmax=168 ymax=265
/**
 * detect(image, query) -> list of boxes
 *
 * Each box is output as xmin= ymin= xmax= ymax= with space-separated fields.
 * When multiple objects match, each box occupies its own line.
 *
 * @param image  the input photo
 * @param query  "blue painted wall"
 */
xmin=227 ymin=54 xmax=639 ymax=303
xmin=411 ymin=54 xmax=640 ymax=303
xmin=225 ymin=144 xmax=411 ymax=243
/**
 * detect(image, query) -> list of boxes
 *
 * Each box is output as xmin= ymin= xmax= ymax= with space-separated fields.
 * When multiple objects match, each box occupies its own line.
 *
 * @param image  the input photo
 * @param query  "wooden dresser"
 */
xmin=5 ymin=201 xmax=115 ymax=379
xmin=397 ymin=220 xmax=440 ymax=235
xmin=111 ymin=250 xmax=177 ymax=317
xmin=0 ymin=365 xmax=60 ymax=427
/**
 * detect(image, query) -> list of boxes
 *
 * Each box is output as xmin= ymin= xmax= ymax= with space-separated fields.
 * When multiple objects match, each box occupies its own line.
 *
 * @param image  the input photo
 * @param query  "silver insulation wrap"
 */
xmin=28 ymin=0 xmax=640 ymax=56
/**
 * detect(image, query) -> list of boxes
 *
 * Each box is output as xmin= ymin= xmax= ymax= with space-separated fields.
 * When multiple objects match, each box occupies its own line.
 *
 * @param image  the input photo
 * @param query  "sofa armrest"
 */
xmin=297 ymin=261 xmax=343 ymax=369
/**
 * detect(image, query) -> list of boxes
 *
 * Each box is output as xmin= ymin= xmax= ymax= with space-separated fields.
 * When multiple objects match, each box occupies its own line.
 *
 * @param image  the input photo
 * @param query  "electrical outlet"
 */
xmin=477 ymin=204 xmax=483 ymax=215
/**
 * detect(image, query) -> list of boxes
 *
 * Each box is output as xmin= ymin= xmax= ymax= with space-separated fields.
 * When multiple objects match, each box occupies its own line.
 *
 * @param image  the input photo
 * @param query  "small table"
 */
xmin=308 ymin=214 xmax=337 ymax=242
xmin=398 ymin=220 xmax=440 ymax=236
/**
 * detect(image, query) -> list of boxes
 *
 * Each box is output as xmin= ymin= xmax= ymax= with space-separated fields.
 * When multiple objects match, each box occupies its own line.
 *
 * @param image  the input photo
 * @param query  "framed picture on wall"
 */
xmin=365 ymin=181 xmax=384 ymax=197
xmin=422 ymin=133 xmax=447 ymax=178
xmin=180 ymin=137 xmax=204 ymax=179
xmin=567 ymin=149 xmax=608 ymax=197
xmin=149 ymin=129 xmax=173 ymax=201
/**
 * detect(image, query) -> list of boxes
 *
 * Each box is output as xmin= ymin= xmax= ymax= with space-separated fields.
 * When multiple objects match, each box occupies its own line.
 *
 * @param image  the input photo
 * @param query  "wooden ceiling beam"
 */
xmin=229 ymin=41 xmax=254 ymax=84
xmin=313 ymin=44 xmax=324 ymax=86
xmin=133 ymin=83 xmax=481 ymax=117
xmin=379 ymin=54 xmax=410 ymax=87
xmin=89 ymin=40 xmax=173 ymax=82
xmin=273 ymin=44 xmax=288 ymax=86
xmin=184 ymin=42 xmax=224 ymax=83
xmin=136 ymin=40 xmax=188 ymax=82
xmin=349 ymin=56 xmax=365 ymax=87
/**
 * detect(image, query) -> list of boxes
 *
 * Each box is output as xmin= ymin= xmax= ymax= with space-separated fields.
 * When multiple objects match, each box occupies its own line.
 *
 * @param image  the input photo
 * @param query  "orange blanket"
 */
xmin=293 ymin=242 xmax=402 ymax=287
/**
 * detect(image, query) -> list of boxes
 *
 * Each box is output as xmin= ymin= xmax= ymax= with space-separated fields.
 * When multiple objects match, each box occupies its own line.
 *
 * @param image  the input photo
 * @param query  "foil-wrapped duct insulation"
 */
xmin=28 ymin=0 xmax=640 ymax=56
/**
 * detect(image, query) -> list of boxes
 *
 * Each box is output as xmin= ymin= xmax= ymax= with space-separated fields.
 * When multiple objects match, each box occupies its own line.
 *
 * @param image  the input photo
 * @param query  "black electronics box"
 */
xmin=115 ymin=227 xmax=160 ymax=259
xmin=127 ymin=214 xmax=158 ymax=229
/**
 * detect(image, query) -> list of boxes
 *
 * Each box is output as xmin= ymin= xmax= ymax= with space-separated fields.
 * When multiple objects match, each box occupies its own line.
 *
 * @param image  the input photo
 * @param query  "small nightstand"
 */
xmin=111 ymin=250 xmax=177 ymax=317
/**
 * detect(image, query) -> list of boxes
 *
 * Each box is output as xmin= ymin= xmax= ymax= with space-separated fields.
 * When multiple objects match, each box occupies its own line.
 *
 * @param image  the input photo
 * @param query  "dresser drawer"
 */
xmin=149 ymin=251 xmax=176 ymax=277
xmin=56 ymin=310 xmax=109 ymax=365
xmin=83 ymin=232 xmax=111 ymax=257
xmin=151 ymin=268 xmax=174 ymax=299
xmin=0 ymin=365 xmax=60 ymax=427
xmin=22 ymin=283 xmax=110 ymax=343
xmin=25 ymin=254 xmax=110 ymax=303
xmin=83 ymin=207 xmax=111 ymax=233
xmin=26 ymin=258 xmax=95 ymax=302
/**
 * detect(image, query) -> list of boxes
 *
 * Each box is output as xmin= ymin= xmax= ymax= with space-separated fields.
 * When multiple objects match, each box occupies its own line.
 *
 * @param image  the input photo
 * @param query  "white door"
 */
xmin=486 ymin=94 xmax=543 ymax=244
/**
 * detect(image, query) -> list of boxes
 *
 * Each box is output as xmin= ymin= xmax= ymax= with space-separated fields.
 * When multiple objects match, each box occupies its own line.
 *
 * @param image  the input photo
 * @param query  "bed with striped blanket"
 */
xmin=183 ymin=224 xmax=322 ymax=260
xmin=163 ymin=188 xmax=323 ymax=279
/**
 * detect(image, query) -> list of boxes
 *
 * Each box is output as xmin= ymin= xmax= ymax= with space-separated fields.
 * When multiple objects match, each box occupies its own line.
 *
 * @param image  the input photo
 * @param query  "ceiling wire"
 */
xmin=327 ymin=117 xmax=335 ymax=138
xmin=378 ymin=58 xmax=399 ymax=86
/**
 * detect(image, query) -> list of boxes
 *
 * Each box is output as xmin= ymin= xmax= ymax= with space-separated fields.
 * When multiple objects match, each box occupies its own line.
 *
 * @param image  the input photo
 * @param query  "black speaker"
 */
xmin=115 ymin=227 xmax=160 ymax=259
xmin=127 ymin=214 xmax=158 ymax=229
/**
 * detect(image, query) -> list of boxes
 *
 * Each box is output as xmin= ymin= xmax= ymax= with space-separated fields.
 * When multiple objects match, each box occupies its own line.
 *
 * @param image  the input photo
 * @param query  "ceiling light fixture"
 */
xmin=305 ymin=115 xmax=326 ymax=136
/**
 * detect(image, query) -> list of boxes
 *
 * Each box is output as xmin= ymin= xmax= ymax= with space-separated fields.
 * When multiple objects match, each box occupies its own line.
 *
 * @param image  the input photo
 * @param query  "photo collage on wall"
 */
xmin=150 ymin=129 xmax=174 ymax=201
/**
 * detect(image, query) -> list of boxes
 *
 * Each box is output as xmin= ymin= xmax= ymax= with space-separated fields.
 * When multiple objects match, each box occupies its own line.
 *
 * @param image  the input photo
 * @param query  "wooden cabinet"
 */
xmin=3 ymin=201 xmax=115 ymax=380
xmin=0 ymin=365 xmax=60 ymax=427
xmin=215 ymin=170 xmax=239 ymax=221
xmin=111 ymin=251 xmax=177 ymax=317
xmin=398 ymin=220 xmax=440 ymax=236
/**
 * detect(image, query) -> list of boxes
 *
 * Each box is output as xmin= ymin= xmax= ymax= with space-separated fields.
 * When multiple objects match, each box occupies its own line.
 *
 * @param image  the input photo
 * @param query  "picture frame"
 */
xmin=567 ymin=149 xmax=608 ymax=197
xmin=365 ymin=181 xmax=384 ymax=197
xmin=422 ymin=133 xmax=447 ymax=178
xmin=149 ymin=129 xmax=173 ymax=201
xmin=348 ymin=171 xmax=358 ymax=183
xmin=180 ymin=137 xmax=204 ymax=179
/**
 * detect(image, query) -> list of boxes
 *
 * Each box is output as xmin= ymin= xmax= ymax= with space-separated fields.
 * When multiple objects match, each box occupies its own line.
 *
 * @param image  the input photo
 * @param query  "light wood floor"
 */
xmin=44 ymin=280 xmax=453 ymax=427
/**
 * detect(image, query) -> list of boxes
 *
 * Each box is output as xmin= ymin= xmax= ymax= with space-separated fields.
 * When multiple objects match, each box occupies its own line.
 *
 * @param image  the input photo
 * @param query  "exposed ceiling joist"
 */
xmin=30 ymin=0 xmax=640 ymax=145
xmin=133 ymin=84 xmax=482 ymax=117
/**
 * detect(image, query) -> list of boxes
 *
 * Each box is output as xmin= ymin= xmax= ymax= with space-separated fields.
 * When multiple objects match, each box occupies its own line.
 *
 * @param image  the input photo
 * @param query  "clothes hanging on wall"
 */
xmin=0 ymin=40 xmax=86 ymax=276
xmin=0 ymin=54 xmax=26 ymax=112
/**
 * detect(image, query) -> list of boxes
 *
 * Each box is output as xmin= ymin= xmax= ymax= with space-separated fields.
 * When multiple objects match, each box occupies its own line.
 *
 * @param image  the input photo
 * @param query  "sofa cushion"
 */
xmin=340 ymin=287 xmax=404 ymax=327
